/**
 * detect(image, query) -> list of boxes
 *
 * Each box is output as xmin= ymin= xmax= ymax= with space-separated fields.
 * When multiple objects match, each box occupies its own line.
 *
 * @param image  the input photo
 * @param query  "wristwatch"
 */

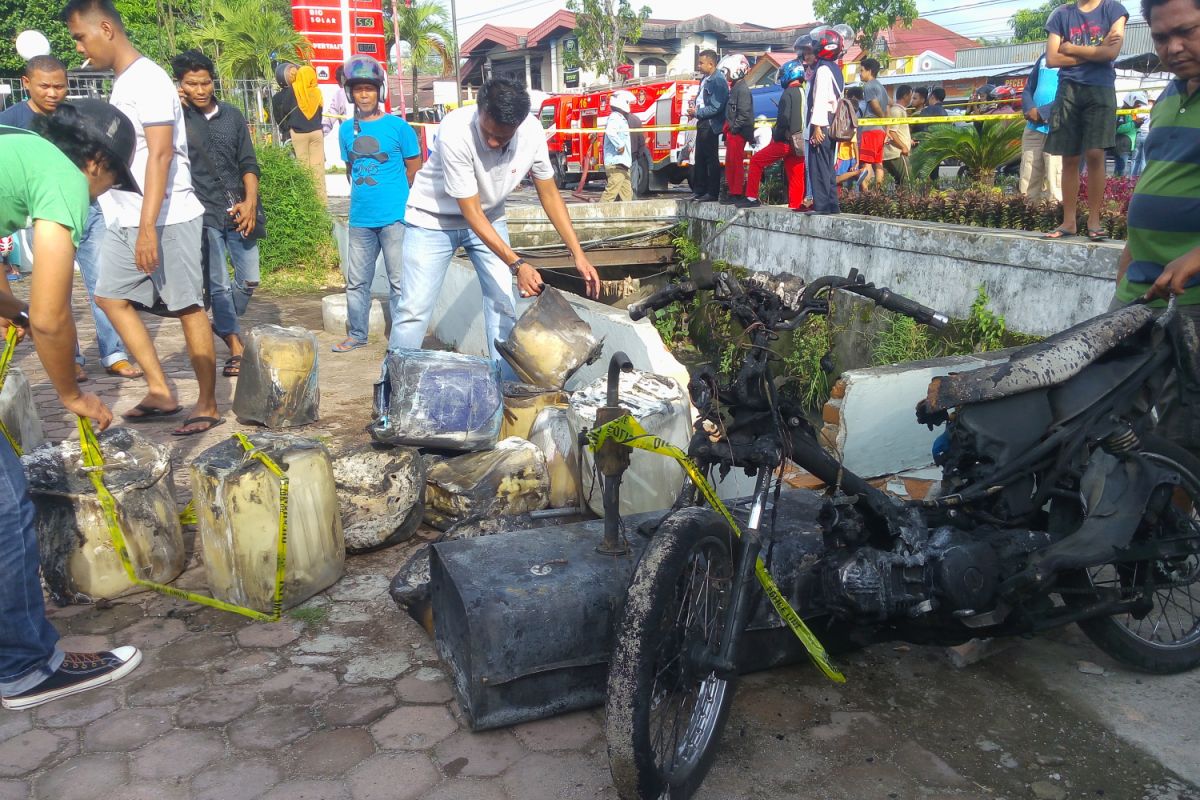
xmin=12 ymin=309 xmax=29 ymax=329
xmin=508 ymin=258 xmax=528 ymax=276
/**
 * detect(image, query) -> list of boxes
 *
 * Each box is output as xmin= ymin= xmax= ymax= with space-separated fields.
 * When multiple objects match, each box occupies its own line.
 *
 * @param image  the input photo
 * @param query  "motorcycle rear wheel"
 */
xmin=1063 ymin=435 xmax=1200 ymax=674
xmin=606 ymin=507 xmax=737 ymax=800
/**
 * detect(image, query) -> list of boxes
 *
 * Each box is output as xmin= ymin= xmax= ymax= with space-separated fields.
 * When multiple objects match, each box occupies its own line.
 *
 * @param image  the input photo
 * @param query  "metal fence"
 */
xmin=1 ymin=73 xmax=280 ymax=143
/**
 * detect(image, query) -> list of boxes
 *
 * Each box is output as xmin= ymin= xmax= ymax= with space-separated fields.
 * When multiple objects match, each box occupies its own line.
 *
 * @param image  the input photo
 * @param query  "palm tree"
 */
xmin=910 ymin=120 xmax=1024 ymax=186
xmin=391 ymin=0 xmax=455 ymax=110
xmin=191 ymin=0 xmax=311 ymax=82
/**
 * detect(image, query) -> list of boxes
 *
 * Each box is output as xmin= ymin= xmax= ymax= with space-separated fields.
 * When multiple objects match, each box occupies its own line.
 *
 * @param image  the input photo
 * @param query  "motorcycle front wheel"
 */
xmin=1062 ymin=435 xmax=1200 ymax=674
xmin=606 ymin=507 xmax=737 ymax=800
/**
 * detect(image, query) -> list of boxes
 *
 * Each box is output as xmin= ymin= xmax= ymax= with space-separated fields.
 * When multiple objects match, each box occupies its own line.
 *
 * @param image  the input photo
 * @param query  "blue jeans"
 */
xmin=205 ymin=226 xmax=261 ymax=340
xmin=1130 ymin=129 xmax=1150 ymax=178
xmin=390 ymin=220 xmax=517 ymax=367
xmin=346 ymin=222 xmax=405 ymax=345
xmin=0 ymin=439 xmax=63 ymax=696
xmin=75 ymin=204 xmax=128 ymax=368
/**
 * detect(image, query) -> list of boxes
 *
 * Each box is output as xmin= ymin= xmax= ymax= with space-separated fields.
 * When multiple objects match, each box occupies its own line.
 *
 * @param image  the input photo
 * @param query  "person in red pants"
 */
xmin=740 ymin=60 xmax=807 ymax=210
xmin=718 ymin=54 xmax=753 ymax=205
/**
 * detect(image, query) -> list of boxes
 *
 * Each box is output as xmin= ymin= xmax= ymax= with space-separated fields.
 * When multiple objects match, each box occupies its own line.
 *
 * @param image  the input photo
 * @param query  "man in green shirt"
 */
xmin=0 ymin=99 xmax=145 ymax=711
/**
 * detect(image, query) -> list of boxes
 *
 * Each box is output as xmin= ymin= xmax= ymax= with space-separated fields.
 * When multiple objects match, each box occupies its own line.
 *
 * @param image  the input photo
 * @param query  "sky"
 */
xmin=453 ymin=0 xmax=1038 ymax=44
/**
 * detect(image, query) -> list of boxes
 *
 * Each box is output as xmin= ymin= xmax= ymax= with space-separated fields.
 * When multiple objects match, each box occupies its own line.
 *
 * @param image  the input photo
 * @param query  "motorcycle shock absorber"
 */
xmin=1101 ymin=421 xmax=1141 ymax=455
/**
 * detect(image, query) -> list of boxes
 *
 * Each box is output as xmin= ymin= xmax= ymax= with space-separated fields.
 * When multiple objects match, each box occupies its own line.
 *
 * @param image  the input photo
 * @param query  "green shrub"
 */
xmin=255 ymin=143 xmax=339 ymax=290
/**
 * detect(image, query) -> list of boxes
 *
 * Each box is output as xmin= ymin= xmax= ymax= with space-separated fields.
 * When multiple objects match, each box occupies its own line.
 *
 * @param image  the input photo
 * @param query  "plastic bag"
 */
xmin=423 ymin=437 xmax=550 ymax=530
xmin=496 ymin=287 xmax=602 ymax=389
xmin=232 ymin=324 xmax=320 ymax=428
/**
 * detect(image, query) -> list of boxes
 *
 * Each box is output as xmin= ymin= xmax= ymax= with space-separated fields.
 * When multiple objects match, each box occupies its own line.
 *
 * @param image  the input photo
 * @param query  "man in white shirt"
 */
xmin=393 ymin=78 xmax=601 ymax=369
xmin=806 ymin=28 xmax=846 ymax=215
xmin=601 ymin=91 xmax=633 ymax=202
xmin=65 ymin=0 xmax=220 ymax=436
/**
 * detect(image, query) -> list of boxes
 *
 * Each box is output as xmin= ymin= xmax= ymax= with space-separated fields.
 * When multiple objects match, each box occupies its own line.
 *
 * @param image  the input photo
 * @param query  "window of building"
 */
xmin=638 ymin=58 xmax=667 ymax=78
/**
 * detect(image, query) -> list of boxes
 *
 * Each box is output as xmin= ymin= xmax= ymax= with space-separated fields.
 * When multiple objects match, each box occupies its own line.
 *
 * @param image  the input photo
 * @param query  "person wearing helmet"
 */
xmin=807 ymin=25 xmax=847 ymax=214
xmin=689 ymin=49 xmax=728 ymax=202
xmin=333 ymin=56 xmax=423 ymax=353
xmin=0 ymin=99 xmax=144 ymax=711
xmin=741 ymin=59 xmax=806 ymax=210
xmin=718 ymin=54 xmax=754 ymax=204
xmin=601 ymin=90 xmax=635 ymax=202
xmin=1128 ymin=92 xmax=1151 ymax=178
xmin=857 ymin=57 xmax=888 ymax=191
xmin=174 ymin=49 xmax=266 ymax=377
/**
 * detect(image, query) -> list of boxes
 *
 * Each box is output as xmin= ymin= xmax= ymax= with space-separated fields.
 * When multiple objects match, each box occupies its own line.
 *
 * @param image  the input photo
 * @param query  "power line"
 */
xmin=458 ymin=0 xmax=557 ymax=24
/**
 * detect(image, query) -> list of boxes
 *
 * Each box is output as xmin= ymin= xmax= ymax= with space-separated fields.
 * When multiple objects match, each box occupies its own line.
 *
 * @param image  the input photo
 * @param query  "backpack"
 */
xmin=830 ymin=94 xmax=859 ymax=143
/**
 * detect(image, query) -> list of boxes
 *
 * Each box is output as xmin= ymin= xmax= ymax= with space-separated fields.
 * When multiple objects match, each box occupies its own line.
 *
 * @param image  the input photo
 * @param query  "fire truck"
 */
xmin=538 ymin=76 xmax=701 ymax=196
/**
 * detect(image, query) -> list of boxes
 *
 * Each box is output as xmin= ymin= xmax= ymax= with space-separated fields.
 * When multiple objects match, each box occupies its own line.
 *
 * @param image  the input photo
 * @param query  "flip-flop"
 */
xmin=171 ymin=416 xmax=225 ymax=437
xmin=1087 ymin=228 xmax=1108 ymax=242
xmin=1042 ymin=227 xmax=1077 ymax=240
xmin=223 ymin=355 xmax=242 ymax=377
xmin=121 ymin=403 xmax=184 ymax=422
xmin=332 ymin=339 xmax=367 ymax=353
xmin=105 ymin=360 xmax=144 ymax=379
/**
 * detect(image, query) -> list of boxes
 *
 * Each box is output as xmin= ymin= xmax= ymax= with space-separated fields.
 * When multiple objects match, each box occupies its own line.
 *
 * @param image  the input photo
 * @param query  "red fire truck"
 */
xmin=538 ymin=76 xmax=701 ymax=196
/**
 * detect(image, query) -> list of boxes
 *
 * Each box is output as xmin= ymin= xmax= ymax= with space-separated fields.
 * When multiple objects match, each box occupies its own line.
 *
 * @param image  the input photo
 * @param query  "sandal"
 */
xmin=171 ymin=416 xmax=226 ymax=437
xmin=105 ymin=360 xmax=144 ymax=379
xmin=332 ymin=338 xmax=367 ymax=353
xmin=223 ymin=355 xmax=242 ymax=377
xmin=74 ymin=364 xmax=89 ymax=384
xmin=122 ymin=403 xmax=184 ymax=422
xmin=1042 ymin=227 xmax=1077 ymax=240
xmin=1087 ymin=228 xmax=1108 ymax=242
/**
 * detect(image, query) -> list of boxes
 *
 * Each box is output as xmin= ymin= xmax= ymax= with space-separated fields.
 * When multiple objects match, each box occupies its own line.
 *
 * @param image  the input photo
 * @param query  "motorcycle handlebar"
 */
xmin=846 ymin=284 xmax=950 ymax=329
xmin=628 ymin=280 xmax=698 ymax=321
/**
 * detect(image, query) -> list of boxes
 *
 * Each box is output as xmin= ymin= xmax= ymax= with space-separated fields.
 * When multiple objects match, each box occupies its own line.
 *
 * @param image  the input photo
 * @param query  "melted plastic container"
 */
xmin=332 ymin=442 xmax=426 ymax=553
xmin=191 ymin=433 xmax=344 ymax=613
xmin=371 ymin=349 xmax=503 ymax=451
xmin=526 ymin=405 xmax=580 ymax=509
xmin=23 ymin=427 xmax=184 ymax=603
xmin=0 ymin=365 xmax=45 ymax=453
xmin=232 ymin=325 xmax=320 ymax=428
xmin=500 ymin=383 xmax=568 ymax=441
xmin=496 ymin=287 xmax=603 ymax=389
xmin=423 ymin=437 xmax=550 ymax=530
xmin=568 ymin=370 xmax=691 ymax=516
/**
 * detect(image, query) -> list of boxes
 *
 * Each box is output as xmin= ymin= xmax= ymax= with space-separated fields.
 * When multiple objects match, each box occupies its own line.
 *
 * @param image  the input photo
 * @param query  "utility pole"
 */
xmin=450 ymin=0 xmax=462 ymax=104
xmin=390 ymin=0 xmax=407 ymax=115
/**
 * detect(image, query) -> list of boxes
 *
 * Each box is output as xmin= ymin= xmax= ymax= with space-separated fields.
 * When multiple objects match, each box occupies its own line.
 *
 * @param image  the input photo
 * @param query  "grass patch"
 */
xmin=289 ymin=604 xmax=329 ymax=626
xmin=259 ymin=262 xmax=345 ymax=294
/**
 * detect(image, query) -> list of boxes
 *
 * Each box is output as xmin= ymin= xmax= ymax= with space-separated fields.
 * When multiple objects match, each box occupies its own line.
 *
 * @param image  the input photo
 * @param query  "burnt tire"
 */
xmin=632 ymin=150 xmax=651 ymax=198
xmin=606 ymin=507 xmax=737 ymax=800
xmin=552 ymin=154 xmax=567 ymax=189
xmin=1061 ymin=435 xmax=1200 ymax=674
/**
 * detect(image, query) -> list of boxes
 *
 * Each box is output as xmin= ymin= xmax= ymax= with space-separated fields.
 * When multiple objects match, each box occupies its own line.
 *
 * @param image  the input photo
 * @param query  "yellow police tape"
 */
xmin=77 ymin=419 xmax=291 ymax=622
xmin=0 ymin=326 xmax=21 ymax=455
xmin=587 ymin=413 xmax=846 ymax=684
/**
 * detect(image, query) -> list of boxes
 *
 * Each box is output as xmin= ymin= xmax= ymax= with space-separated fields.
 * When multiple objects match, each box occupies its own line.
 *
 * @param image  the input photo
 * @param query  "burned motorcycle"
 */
xmin=604 ymin=262 xmax=1200 ymax=800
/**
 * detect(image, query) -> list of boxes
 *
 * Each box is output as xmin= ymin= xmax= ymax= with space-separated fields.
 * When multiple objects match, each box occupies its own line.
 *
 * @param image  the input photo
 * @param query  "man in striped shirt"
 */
xmin=1117 ymin=0 xmax=1200 ymax=304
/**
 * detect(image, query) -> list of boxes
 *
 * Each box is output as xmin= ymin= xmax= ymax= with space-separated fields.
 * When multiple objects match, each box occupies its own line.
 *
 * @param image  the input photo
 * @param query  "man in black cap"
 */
xmin=0 ymin=99 xmax=144 ymax=711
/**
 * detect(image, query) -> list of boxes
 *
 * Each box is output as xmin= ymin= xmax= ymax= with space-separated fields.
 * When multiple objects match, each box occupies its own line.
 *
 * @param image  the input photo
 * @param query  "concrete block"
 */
xmin=321 ymin=293 xmax=388 ymax=341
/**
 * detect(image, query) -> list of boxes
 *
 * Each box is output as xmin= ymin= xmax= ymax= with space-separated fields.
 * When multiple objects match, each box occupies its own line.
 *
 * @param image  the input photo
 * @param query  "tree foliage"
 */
xmin=191 ymin=0 xmax=310 ymax=81
xmin=389 ymin=0 xmax=454 ymax=102
xmin=564 ymin=0 xmax=651 ymax=82
xmin=812 ymin=0 xmax=918 ymax=61
xmin=1010 ymin=0 xmax=1072 ymax=43
xmin=910 ymin=120 xmax=1024 ymax=185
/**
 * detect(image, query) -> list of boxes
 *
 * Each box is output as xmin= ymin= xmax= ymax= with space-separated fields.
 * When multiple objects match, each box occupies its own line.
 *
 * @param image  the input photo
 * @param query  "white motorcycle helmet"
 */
xmin=610 ymin=90 xmax=635 ymax=114
xmin=717 ymin=53 xmax=750 ymax=82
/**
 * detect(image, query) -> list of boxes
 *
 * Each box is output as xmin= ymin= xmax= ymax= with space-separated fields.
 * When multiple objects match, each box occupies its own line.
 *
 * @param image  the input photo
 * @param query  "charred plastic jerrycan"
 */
xmin=332 ymin=442 xmax=426 ymax=553
xmin=191 ymin=434 xmax=344 ymax=613
xmin=499 ymin=383 xmax=568 ymax=441
xmin=0 ymin=365 xmax=45 ymax=453
xmin=496 ymin=286 xmax=603 ymax=389
xmin=423 ymin=437 xmax=550 ymax=530
xmin=526 ymin=406 xmax=579 ymax=509
xmin=23 ymin=427 xmax=184 ymax=604
xmin=232 ymin=325 xmax=320 ymax=428
xmin=568 ymin=369 xmax=692 ymax=515
xmin=371 ymin=349 xmax=502 ymax=451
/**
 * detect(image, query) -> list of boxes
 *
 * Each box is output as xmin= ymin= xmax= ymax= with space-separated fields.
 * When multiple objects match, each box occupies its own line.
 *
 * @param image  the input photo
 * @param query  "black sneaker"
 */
xmin=699 ymin=194 xmax=720 ymax=202
xmin=719 ymin=195 xmax=739 ymax=205
xmin=736 ymin=197 xmax=761 ymax=208
xmin=1 ymin=647 xmax=142 ymax=710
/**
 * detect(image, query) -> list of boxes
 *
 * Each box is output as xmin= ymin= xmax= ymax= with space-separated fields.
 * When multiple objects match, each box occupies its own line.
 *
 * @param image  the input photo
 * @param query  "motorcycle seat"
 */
xmin=924 ymin=304 xmax=1155 ymax=412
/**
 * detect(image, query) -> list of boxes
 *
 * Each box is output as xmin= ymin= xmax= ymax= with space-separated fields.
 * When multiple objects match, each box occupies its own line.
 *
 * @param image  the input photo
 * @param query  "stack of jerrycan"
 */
xmin=192 ymin=434 xmax=344 ymax=613
xmin=24 ymin=428 xmax=185 ymax=604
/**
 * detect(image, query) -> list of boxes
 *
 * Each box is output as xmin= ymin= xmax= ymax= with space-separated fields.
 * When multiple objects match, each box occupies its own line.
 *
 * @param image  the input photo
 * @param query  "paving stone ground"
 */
xmin=2 ymin=279 xmax=1198 ymax=800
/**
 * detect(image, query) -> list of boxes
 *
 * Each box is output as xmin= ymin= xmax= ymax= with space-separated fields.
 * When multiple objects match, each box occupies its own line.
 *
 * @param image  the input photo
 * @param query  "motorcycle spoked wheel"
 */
xmin=1061 ymin=435 xmax=1200 ymax=674
xmin=607 ymin=507 xmax=738 ymax=800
